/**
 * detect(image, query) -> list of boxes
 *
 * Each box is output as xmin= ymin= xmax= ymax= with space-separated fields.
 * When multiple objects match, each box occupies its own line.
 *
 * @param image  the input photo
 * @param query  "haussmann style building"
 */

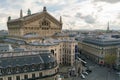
xmin=0 ymin=6 xmax=80 ymax=80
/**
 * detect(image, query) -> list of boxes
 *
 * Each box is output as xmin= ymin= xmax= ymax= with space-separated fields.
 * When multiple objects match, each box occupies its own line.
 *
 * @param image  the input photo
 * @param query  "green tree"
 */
xmin=104 ymin=54 xmax=117 ymax=67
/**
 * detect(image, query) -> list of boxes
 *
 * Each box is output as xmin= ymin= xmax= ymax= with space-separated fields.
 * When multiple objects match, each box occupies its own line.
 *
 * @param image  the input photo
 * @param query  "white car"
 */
xmin=83 ymin=71 xmax=88 ymax=75
xmin=80 ymin=73 xmax=85 ymax=79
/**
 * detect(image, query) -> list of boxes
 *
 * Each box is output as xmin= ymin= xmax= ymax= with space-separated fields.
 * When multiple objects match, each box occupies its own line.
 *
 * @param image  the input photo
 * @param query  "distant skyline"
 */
xmin=0 ymin=0 xmax=120 ymax=30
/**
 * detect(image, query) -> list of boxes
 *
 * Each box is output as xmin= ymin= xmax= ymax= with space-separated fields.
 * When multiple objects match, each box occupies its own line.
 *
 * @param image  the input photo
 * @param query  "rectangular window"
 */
xmin=16 ymin=76 xmax=20 ymax=80
xmin=39 ymin=72 xmax=42 ymax=77
xmin=8 ymin=77 xmax=12 ymax=80
xmin=32 ymin=73 xmax=35 ymax=78
xmin=24 ymin=75 xmax=28 ymax=79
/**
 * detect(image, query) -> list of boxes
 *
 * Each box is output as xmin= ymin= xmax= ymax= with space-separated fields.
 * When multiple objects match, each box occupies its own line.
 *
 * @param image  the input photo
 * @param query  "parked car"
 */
xmin=86 ymin=68 xmax=92 ymax=73
xmin=86 ymin=66 xmax=92 ymax=73
xmin=83 ymin=71 xmax=88 ymax=75
xmin=80 ymin=73 xmax=85 ymax=79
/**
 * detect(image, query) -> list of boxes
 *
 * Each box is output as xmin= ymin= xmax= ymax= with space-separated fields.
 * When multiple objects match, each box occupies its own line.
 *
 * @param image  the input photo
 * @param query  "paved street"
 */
xmin=80 ymin=54 xmax=118 ymax=80
xmin=81 ymin=65 xmax=117 ymax=80
xmin=64 ymin=65 xmax=117 ymax=80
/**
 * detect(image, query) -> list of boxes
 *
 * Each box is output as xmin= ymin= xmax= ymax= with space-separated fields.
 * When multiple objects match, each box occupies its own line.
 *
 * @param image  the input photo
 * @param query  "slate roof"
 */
xmin=83 ymin=38 xmax=120 ymax=47
xmin=0 ymin=44 xmax=13 ymax=51
xmin=0 ymin=53 xmax=55 ymax=68
xmin=3 ymin=38 xmax=26 ymax=45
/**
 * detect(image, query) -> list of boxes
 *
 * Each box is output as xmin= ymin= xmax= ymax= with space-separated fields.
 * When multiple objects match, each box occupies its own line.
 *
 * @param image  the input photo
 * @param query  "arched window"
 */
xmin=42 ymin=20 xmax=49 ymax=26
xmin=40 ymin=19 xmax=50 ymax=30
xmin=51 ymin=50 xmax=54 ymax=55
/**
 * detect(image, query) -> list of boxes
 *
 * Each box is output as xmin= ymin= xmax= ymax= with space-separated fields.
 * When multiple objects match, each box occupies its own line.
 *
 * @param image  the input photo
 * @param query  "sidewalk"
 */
xmin=37 ymin=76 xmax=55 ymax=80
xmin=38 ymin=66 xmax=72 ymax=80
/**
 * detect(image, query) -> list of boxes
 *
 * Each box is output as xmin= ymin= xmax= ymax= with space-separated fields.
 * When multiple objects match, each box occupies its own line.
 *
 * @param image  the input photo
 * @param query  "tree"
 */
xmin=104 ymin=54 xmax=117 ymax=67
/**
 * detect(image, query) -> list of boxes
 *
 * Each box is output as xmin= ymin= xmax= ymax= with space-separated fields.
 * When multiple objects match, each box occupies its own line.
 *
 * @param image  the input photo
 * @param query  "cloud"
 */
xmin=117 ymin=14 xmax=120 ymax=19
xmin=62 ymin=15 xmax=71 ymax=18
xmin=75 ymin=13 xmax=96 ymax=24
xmin=0 ymin=0 xmax=120 ymax=30
xmin=75 ymin=13 xmax=82 ymax=18
xmin=83 ymin=15 xmax=96 ymax=24
xmin=94 ymin=0 xmax=120 ymax=3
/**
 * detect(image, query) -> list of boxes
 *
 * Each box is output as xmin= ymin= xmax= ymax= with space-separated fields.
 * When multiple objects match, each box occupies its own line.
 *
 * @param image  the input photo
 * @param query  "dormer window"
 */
xmin=16 ymin=66 xmax=19 ymax=73
xmin=49 ymin=63 xmax=52 ymax=68
xmin=32 ymin=64 xmax=35 ymax=71
xmin=39 ymin=64 xmax=43 ymax=70
xmin=23 ymin=65 xmax=28 ymax=72
xmin=7 ymin=67 xmax=12 ymax=74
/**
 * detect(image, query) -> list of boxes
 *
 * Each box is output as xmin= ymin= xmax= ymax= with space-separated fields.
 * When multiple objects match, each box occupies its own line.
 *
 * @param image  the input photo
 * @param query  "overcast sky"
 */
xmin=0 ymin=0 xmax=120 ymax=30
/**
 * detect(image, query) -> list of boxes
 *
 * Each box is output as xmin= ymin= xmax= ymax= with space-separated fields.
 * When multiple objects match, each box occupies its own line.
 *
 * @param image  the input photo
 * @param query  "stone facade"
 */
xmin=20 ymin=38 xmax=77 ymax=66
xmin=78 ymin=38 xmax=119 ymax=65
xmin=7 ymin=7 xmax=62 ymax=37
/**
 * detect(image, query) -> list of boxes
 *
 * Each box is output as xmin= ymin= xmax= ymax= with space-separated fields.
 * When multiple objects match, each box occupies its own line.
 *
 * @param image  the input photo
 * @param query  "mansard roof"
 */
xmin=83 ymin=37 xmax=120 ymax=47
xmin=0 ymin=53 xmax=56 ymax=68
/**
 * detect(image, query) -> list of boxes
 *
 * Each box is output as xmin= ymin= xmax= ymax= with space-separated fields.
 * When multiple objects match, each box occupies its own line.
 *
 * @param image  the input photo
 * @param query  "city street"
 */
xmin=81 ymin=65 xmax=117 ymax=80
xmin=79 ymin=54 xmax=118 ymax=80
xmin=61 ymin=53 xmax=119 ymax=80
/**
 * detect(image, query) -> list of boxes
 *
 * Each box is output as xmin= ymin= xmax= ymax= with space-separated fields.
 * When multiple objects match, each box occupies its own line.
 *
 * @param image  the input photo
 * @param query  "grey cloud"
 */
xmin=62 ymin=15 xmax=71 ymax=17
xmin=94 ymin=0 xmax=120 ymax=3
xmin=69 ymin=21 xmax=75 ymax=25
xmin=75 ymin=13 xmax=96 ymax=24
xmin=0 ymin=13 xmax=9 ymax=18
xmin=75 ymin=12 xmax=85 ymax=19
xmin=110 ymin=24 xmax=120 ymax=30
xmin=118 ymin=14 xmax=120 ymax=19
xmin=75 ymin=13 xmax=82 ymax=18
xmin=97 ymin=6 xmax=103 ymax=12
xmin=84 ymin=15 xmax=96 ymax=24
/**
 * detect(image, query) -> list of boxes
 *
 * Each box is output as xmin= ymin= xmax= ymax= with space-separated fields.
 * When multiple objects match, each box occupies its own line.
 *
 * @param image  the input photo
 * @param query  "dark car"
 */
xmin=86 ymin=67 xmax=92 ymax=73
xmin=86 ymin=69 xmax=92 ymax=73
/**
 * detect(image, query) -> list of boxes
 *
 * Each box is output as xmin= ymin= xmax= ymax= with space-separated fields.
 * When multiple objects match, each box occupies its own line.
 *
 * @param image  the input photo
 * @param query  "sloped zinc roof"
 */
xmin=0 ymin=53 xmax=55 ymax=68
